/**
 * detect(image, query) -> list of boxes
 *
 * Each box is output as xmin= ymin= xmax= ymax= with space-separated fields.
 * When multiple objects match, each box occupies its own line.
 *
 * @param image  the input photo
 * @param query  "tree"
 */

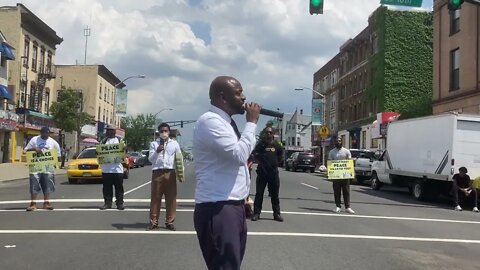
xmin=50 ymin=87 xmax=95 ymax=154
xmin=121 ymin=113 xmax=156 ymax=151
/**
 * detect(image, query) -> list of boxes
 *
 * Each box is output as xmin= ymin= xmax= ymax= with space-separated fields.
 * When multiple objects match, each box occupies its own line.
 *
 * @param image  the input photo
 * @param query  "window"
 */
xmin=103 ymin=109 xmax=106 ymax=122
xmin=451 ymin=9 xmax=460 ymax=35
xmin=106 ymin=109 xmax=109 ymax=123
xmin=98 ymin=107 xmax=101 ymax=120
xmin=39 ymin=48 xmax=45 ymax=73
xmin=451 ymin=48 xmax=460 ymax=91
xmin=330 ymin=114 xmax=335 ymax=131
xmin=23 ymin=39 xmax=30 ymax=67
xmin=107 ymin=89 xmax=110 ymax=104
xmin=297 ymin=137 xmax=301 ymax=146
xmin=46 ymin=52 xmax=52 ymax=74
xmin=44 ymin=91 xmax=50 ymax=114
xmin=104 ymin=86 xmax=107 ymax=100
xmin=371 ymin=34 xmax=378 ymax=54
xmin=31 ymin=44 xmax=38 ymax=71
xmin=99 ymin=82 xmax=102 ymax=99
xmin=362 ymin=130 xmax=366 ymax=149
xmin=371 ymin=138 xmax=379 ymax=149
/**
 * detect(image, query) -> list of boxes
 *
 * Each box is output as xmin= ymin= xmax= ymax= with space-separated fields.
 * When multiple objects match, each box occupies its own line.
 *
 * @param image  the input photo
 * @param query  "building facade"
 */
xmin=312 ymin=53 xmax=340 ymax=163
xmin=284 ymin=109 xmax=312 ymax=151
xmin=432 ymin=0 xmax=480 ymax=114
xmin=313 ymin=6 xmax=433 ymax=152
xmin=0 ymin=3 xmax=63 ymax=162
xmin=54 ymin=65 xmax=125 ymax=152
xmin=0 ymin=31 xmax=19 ymax=163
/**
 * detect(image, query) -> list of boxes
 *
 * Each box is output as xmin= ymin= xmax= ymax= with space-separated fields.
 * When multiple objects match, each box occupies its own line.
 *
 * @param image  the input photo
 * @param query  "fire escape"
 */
xmin=30 ymin=64 xmax=55 ymax=112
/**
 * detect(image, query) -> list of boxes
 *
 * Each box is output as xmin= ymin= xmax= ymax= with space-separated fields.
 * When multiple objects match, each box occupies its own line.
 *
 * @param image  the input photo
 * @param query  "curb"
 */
xmin=0 ymin=171 xmax=68 ymax=184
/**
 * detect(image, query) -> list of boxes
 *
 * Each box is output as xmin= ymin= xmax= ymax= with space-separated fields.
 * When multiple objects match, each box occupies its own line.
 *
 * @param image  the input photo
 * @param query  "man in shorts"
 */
xmin=24 ymin=126 xmax=61 ymax=211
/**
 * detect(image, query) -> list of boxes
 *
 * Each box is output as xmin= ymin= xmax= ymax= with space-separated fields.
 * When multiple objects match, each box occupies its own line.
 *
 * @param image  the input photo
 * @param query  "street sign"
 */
xmin=319 ymin=125 xmax=330 ymax=138
xmin=380 ymin=0 xmax=423 ymax=7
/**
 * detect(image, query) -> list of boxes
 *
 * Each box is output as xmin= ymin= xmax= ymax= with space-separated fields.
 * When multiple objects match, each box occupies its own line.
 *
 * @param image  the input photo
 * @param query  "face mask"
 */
xmin=160 ymin=132 xmax=169 ymax=140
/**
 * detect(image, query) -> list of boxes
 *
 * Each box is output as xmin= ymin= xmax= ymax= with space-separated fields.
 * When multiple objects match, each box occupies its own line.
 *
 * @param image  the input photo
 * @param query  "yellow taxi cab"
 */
xmin=67 ymin=147 xmax=129 ymax=184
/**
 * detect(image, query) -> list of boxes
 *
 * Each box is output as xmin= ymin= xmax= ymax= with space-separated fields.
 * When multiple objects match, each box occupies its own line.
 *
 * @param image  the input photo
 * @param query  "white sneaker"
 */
xmin=333 ymin=207 xmax=341 ymax=213
xmin=473 ymin=207 xmax=479 ymax=212
xmin=346 ymin=208 xmax=355 ymax=214
xmin=454 ymin=205 xmax=463 ymax=211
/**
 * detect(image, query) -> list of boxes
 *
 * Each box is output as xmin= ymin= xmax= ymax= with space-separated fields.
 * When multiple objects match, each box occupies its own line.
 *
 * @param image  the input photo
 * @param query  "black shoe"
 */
xmin=146 ymin=222 xmax=159 ymax=231
xmin=273 ymin=214 xmax=284 ymax=222
xmin=99 ymin=204 xmax=112 ymax=210
xmin=251 ymin=213 xmax=260 ymax=221
xmin=116 ymin=204 xmax=125 ymax=210
xmin=165 ymin=223 xmax=176 ymax=231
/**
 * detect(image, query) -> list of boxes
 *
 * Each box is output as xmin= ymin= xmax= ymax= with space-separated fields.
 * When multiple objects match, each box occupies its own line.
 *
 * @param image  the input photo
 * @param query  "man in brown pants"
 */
xmin=147 ymin=123 xmax=182 ymax=231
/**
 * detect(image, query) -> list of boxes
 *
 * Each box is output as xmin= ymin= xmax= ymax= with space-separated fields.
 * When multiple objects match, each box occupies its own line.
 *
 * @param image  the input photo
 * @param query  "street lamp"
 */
xmin=152 ymin=108 xmax=173 ymax=140
xmin=115 ymin=75 xmax=146 ymax=88
xmin=295 ymin=87 xmax=327 ymax=167
xmin=113 ymin=74 xmax=146 ymax=126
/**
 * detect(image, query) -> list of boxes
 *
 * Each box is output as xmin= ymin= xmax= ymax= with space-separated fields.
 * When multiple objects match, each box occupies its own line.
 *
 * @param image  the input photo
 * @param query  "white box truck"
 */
xmin=370 ymin=113 xmax=480 ymax=200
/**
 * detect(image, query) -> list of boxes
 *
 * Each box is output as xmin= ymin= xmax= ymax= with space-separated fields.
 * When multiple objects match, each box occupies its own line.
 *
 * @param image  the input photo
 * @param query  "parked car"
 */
xmin=67 ymin=147 xmax=130 ymax=184
xmin=128 ymin=152 xmax=147 ymax=168
xmin=349 ymin=149 xmax=376 ymax=184
xmin=141 ymin=150 xmax=152 ymax=165
xmin=285 ymin=152 xmax=316 ymax=173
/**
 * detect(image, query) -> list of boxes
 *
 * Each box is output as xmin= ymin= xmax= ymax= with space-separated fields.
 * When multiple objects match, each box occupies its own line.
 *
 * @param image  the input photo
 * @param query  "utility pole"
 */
xmin=83 ymin=26 xmax=91 ymax=65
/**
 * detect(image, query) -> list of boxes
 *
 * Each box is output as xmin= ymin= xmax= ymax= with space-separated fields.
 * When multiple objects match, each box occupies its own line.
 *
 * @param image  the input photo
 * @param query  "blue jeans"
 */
xmin=29 ymin=173 xmax=55 ymax=195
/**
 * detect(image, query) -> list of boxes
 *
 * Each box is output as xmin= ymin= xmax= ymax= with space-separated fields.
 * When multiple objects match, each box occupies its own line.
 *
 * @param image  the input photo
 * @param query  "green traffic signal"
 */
xmin=448 ymin=0 xmax=464 ymax=11
xmin=309 ymin=0 xmax=324 ymax=15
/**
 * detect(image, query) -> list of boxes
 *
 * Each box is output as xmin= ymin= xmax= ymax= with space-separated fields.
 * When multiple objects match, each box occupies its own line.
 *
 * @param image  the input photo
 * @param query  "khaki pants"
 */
xmin=149 ymin=169 xmax=177 ymax=225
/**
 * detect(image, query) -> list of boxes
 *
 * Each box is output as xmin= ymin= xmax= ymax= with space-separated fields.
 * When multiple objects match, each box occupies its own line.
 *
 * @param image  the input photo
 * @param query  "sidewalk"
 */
xmin=0 ymin=162 xmax=67 ymax=183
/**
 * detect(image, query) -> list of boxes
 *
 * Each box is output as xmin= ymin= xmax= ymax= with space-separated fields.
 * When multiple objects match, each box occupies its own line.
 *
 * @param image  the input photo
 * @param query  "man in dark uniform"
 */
xmin=251 ymin=127 xmax=284 ymax=222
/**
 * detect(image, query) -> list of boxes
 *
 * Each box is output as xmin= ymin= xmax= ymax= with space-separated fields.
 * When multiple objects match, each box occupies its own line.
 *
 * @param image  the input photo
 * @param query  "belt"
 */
xmin=197 ymin=199 xmax=244 ymax=206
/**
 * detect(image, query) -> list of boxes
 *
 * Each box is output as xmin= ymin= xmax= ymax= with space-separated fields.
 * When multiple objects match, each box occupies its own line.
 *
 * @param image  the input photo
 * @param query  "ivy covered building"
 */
xmin=313 ymin=6 xmax=433 ymax=152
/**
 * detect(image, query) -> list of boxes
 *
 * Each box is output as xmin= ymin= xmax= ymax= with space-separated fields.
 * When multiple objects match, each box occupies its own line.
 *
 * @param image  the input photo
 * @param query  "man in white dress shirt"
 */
xmin=147 ymin=122 xmax=182 ymax=231
xmin=193 ymin=76 xmax=261 ymax=270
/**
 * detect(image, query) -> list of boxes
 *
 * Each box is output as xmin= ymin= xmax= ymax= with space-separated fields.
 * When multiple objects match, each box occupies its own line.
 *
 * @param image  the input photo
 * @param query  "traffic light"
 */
xmin=180 ymin=121 xmax=183 ymax=128
xmin=309 ymin=0 xmax=324 ymax=15
xmin=448 ymin=0 xmax=464 ymax=11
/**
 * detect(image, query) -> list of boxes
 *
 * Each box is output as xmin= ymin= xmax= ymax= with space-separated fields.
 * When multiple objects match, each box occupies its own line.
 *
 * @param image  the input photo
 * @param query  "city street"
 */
xmin=1 ymin=163 xmax=480 ymax=270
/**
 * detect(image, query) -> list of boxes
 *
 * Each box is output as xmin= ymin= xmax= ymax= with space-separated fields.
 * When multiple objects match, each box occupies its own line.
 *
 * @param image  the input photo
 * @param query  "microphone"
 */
xmin=260 ymin=108 xmax=284 ymax=118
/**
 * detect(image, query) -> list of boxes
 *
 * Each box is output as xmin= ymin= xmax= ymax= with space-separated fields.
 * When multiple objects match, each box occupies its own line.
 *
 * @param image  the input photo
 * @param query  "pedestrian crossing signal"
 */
xmin=310 ymin=0 xmax=324 ymax=15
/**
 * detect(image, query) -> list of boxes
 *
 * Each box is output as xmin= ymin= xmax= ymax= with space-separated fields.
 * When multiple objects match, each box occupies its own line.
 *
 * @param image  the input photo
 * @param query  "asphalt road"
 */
xmin=1 ymin=163 xmax=480 ymax=270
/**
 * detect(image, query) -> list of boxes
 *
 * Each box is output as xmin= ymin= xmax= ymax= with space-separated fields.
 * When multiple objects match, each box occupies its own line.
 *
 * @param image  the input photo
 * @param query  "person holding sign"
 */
xmin=24 ymin=126 xmax=61 ymax=211
xmin=99 ymin=125 xmax=126 ymax=210
xmin=328 ymin=138 xmax=355 ymax=214
xmin=146 ymin=123 xmax=182 ymax=231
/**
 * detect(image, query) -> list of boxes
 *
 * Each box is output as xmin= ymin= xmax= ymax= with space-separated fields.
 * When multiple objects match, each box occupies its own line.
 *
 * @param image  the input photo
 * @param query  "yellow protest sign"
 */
xmin=26 ymin=149 xmax=59 ymax=174
xmin=327 ymin=160 xmax=355 ymax=180
xmin=96 ymin=143 xmax=126 ymax=165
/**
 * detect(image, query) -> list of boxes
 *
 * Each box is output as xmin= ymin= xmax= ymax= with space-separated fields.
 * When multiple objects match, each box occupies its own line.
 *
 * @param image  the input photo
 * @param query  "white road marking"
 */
xmin=124 ymin=181 xmax=151 ymax=195
xmin=0 ymin=199 xmax=195 ymax=204
xmin=0 ymin=230 xmax=479 ymax=244
xmin=301 ymin=183 xmax=319 ymax=190
xmin=1 ymin=208 xmax=480 ymax=226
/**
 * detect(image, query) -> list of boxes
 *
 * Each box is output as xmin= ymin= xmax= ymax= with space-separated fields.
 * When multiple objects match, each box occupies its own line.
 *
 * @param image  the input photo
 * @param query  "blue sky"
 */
xmin=2 ymin=0 xmax=435 ymax=147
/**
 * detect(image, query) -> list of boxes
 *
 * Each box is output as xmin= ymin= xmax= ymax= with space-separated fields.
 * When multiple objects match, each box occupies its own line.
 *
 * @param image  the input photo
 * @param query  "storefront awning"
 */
xmin=27 ymin=110 xmax=53 ymax=119
xmin=0 ymin=84 xmax=12 ymax=100
xmin=0 ymin=42 xmax=15 ymax=60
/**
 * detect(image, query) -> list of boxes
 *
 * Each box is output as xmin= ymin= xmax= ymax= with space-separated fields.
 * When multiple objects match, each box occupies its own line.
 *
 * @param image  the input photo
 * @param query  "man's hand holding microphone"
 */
xmin=244 ymin=102 xmax=262 ymax=124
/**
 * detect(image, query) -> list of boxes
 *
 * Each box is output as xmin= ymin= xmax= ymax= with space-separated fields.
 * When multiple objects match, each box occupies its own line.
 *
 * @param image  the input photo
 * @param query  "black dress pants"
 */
xmin=194 ymin=200 xmax=247 ymax=270
xmin=102 ymin=173 xmax=124 ymax=205
xmin=333 ymin=179 xmax=350 ymax=208
xmin=253 ymin=168 xmax=280 ymax=215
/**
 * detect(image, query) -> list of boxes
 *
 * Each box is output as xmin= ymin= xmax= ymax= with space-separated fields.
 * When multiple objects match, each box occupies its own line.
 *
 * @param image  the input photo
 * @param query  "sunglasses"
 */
xmin=266 ymin=131 xmax=273 ymax=134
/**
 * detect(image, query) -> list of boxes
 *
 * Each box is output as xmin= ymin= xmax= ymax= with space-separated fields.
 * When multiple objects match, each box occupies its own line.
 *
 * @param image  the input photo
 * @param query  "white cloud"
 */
xmin=1 ymin=0 xmax=430 ymax=146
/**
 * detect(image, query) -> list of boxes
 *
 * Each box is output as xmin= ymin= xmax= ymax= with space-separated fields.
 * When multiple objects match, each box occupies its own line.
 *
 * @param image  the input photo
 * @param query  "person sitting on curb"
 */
xmin=453 ymin=167 xmax=478 ymax=212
